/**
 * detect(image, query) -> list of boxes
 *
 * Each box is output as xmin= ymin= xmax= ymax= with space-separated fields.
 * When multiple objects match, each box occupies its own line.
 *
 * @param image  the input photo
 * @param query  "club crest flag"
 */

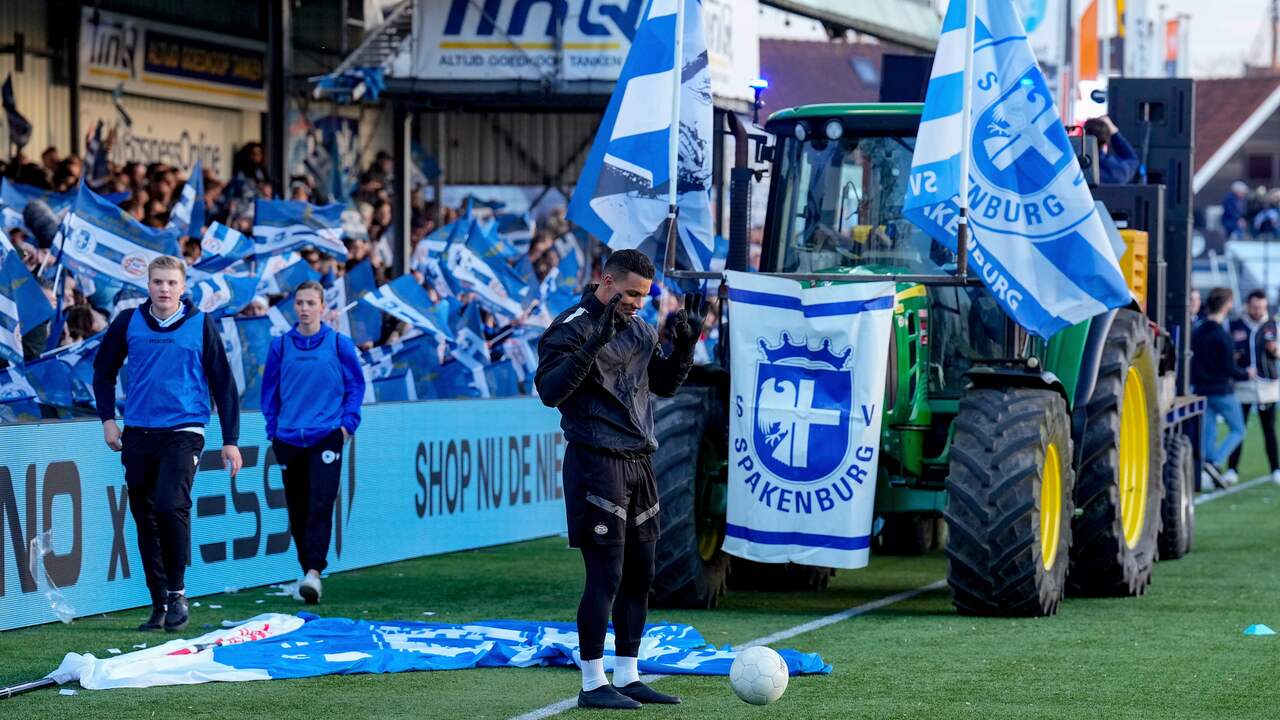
xmin=902 ymin=0 xmax=1130 ymax=339
xmin=723 ymin=271 xmax=894 ymax=570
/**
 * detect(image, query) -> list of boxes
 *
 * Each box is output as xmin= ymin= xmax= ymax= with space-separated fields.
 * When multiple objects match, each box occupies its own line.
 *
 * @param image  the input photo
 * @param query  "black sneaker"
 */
xmin=138 ymin=605 xmax=166 ymax=632
xmin=163 ymin=592 xmax=189 ymax=632
xmin=577 ymin=685 xmax=642 ymax=710
xmin=616 ymin=681 xmax=681 ymax=704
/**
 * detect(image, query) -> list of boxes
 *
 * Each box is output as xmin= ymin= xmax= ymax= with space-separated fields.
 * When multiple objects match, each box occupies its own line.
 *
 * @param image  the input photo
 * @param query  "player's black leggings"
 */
xmin=577 ymin=538 xmax=656 ymax=661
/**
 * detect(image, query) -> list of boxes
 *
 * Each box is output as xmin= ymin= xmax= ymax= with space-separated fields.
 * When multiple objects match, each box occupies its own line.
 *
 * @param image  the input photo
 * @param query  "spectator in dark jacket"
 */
xmin=1192 ymin=287 xmax=1252 ymax=488
xmin=1084 ymin=116 xmax=1139 ymax=185
xmin=1227 ymin=290 xmax=1280 ymax=483
xmin=1218 ymin=181 xmax=1249 ymax=238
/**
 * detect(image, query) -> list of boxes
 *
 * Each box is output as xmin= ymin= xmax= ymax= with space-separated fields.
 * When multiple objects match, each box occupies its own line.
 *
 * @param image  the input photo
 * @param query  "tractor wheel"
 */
xmin=650 ymin=385 xmax=732 ymax=609
xmin=1068 ymin=309 xmax=1165 ymax=596
xmin=1158 ymin=433 xmax=1195 ymax=560
xmin=873 ymin=513 xmax=940 ymax=555
xmin=945 ymin=387 xmax=1075 ymax=616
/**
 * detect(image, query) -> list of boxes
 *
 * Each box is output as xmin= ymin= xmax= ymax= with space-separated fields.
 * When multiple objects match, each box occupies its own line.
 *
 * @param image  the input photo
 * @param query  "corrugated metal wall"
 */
xmin=0 ymin=0 xmax=73 ymax=156
xmin=418 ymin=111 xmax=601 ymax=187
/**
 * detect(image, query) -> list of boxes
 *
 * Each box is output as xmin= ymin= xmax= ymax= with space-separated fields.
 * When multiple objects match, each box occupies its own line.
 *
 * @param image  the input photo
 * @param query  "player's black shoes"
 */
xmin=577 ymin=685 xmax=642 ymax=710
xmin=164 ymin=592 xmax=189 ymax=632
xmin=138 ymin=605 xmax=166 ymax=631
xmin=616 ymin=681 xmax=681 ymax=704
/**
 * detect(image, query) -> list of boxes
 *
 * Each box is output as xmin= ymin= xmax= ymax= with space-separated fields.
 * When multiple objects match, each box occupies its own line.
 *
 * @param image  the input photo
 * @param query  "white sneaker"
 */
xmin=1271 ymin=469 xmax=1280 ymax=485
xmin=299 ymin=574 xmax=322 ymax=605
xmin=1223 ymin=469 xmax=1239 ymax=486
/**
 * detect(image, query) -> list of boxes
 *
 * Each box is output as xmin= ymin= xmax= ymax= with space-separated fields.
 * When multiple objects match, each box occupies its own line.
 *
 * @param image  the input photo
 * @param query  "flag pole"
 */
xmin=662 ymin=0 xmax=686 ymax=276
xmin=955 ymin=0 xmax=978 ymax=280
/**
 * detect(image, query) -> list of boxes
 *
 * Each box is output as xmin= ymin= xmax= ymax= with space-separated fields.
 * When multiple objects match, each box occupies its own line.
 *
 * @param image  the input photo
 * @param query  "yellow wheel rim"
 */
xmin=1041 ymin=442 xmax=1063 ymax=571
xmin=1118 ymin=366 xmax=1150 ymax=548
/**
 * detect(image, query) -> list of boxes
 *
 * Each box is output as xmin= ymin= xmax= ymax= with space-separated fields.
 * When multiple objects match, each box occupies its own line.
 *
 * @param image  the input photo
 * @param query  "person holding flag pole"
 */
xmin=260 ymin=280 xmax=365 ymax=604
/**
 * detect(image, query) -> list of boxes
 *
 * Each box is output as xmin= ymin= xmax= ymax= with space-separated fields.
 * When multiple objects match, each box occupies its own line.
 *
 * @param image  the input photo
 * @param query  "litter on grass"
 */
xmin=1244 ymin=624 xmax=1276 ymax=636
xmin=59 ymin=689 xmax=76 ymax=696
xmin=105 ymin=648 xmax=121 ymax=655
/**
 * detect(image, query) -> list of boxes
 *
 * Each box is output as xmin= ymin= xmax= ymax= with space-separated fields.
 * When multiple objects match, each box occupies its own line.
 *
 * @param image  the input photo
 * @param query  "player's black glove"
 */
xmin=585 ymin=294 xmax=627 ymax=353
xmin=671 ymin=293 xmax=706 ymax=355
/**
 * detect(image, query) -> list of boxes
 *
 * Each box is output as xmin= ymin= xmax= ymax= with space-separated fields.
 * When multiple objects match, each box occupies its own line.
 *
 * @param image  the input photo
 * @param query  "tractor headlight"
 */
xmin=794 ymin=123 xmax=808 ymax=142
xmin=825 ymin=119 xmax=843 ymax=140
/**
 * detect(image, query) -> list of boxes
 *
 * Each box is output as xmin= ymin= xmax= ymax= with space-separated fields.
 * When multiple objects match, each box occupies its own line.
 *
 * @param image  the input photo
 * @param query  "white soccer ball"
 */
xmin=729 ymin=645 xmax=789 ymax=705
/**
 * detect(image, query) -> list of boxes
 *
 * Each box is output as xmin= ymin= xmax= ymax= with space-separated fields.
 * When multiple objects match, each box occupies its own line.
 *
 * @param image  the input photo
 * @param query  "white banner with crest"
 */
xmin=723 ymin=271 xmax=894 ymax=570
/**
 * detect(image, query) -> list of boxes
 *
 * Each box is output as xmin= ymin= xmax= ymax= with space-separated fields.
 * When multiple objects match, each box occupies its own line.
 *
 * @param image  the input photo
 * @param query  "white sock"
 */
xmin=613 ymin=656 xmax=640 ymax=687
xmin=581 ymin=658 xmax=608 ymax=692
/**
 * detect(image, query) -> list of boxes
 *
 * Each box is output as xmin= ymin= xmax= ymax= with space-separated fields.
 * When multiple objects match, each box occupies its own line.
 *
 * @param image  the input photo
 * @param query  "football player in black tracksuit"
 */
xmin=535 ymin=249 xmax=699 ymax=710
xmin=93 ymin=256 xmax=243 ymax=632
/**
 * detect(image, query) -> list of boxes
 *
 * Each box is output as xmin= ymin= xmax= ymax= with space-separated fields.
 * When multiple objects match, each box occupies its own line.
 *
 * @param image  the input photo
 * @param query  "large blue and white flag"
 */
xmin=443 ymin=241 xmax=525 ymax=319
xmin=167 ymin=159 xmax=206 ymax=238
xmin=464 ymin=221 xmax=531 ymax=308
xmin=361 ymin=274 xmax=454 ymax=341
xmin=192 ymin=222 xmax=253 ymax=274
xmin=567 ymin=0 xmax=715 ymax=271
xmin=902 ymin=0 xmax=1130 ymax=338
xmin=59 ymin=184 xmax=182 ymax=289
xmin=360 ymin=334 xmax=442 ymax=402
xmin=1 ymin=178 xmax=75 ymax=235
xmin=253 ymin=199 xmax=347 ymax=260
xmin=0 ymin=233 xmax=54 ymax=361
xmin=343 ymin=258 xmax=382 ymax=346
xmin=0 ymin=365 xmax=37 ymax=403
xmin=47 ymin=613 xmax=829 ymax=691
xmin=259 ymin=253 xmax=322 ymax=297
xmin=723 ymin=271 xmax=895 ymax=570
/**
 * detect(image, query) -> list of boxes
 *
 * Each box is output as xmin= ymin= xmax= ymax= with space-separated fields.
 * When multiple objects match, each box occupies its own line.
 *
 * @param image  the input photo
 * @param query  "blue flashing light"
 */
xmin=749 ymin=77 xmax=770 ymax=90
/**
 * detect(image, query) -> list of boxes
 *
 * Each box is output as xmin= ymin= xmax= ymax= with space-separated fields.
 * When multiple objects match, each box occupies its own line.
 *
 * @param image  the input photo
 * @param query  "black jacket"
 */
xmin=535 ymin=289 xmax=694 ymax=455
xmin=1230 ymin=316 xmax=1279 ymax=381
xmin=1191 ymin=319 xmax=1250 ymax=397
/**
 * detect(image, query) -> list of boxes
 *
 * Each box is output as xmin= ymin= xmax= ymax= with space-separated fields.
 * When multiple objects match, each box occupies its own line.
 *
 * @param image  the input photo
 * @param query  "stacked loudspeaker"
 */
xmin=1107 ymin=79 xmax=1196 ymax=395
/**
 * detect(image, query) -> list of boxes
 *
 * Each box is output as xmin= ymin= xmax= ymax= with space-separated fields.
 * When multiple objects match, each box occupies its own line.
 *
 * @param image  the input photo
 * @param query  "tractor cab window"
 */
xmin=770 ymin=134 xmax=957 ymax=276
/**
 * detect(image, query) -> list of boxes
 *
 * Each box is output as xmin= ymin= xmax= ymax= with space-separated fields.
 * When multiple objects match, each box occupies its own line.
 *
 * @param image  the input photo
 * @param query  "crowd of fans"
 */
xmin=1219 ymin=181 xmax=1280 ymax=241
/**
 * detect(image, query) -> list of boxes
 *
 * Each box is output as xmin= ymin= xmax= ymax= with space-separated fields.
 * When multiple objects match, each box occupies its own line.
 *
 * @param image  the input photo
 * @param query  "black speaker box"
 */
xmin=1106 ymin=78 xmax=1195 ymax=149
xmin=880 ymin=54 xmax=934 ymax=103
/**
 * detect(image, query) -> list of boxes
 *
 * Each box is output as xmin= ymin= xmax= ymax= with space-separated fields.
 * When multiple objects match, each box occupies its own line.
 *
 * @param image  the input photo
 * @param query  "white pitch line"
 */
xmin=507 ymin=579 xmax=946 ymax=720
xmin=510 ymin=476 xmax=1272 ymax=720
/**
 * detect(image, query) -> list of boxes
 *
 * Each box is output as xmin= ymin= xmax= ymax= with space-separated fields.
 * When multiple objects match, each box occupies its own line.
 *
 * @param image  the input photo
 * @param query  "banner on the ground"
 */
xmin=48 ymin=613 xmax=831 ymax=690
xmin=723 ymin=270 xmax=894 ymax=570
xmin=0 ymin=398 xmax=567 ymax=631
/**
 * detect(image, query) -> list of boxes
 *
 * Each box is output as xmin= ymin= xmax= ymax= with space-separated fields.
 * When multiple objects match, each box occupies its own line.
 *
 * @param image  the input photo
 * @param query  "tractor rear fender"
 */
xmin=964 ymin=365 xmax=1069 ymax=404
xmin=1066 ymin=308 xmax=1119 ymax=469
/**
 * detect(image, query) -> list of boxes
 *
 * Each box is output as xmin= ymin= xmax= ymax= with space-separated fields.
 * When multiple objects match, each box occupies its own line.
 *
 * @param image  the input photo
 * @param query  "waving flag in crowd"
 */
xmin=2 ymin=74 xmax=31 ymax=150
xmin=902 ymin=0 xmax=1130 ymax=338
xmin=192 ymin=222 xmax=254 ymax=273
xmin=567 ymin=0 xmax=715 ymax=271
xmin=361 ymin=274 xmax=454 ymax=341
xmin=443 ymin=242 xmax=524 ymax=319
xmin=1 ymin=178 xmax=75 ymax=235
xmin=189 ymin=272 xmax=260 ymax=317
xmin=341 ymin=258 xmax=382 ymax=346
xmin=46 ymin=613 xmax=829 ymax=691
xmin=59 ymin=184 xmax=182 ymax=289
xmin=0 ymin=232 xmax=54 ymax=361
xmin=0 ymin=365 xmax=37 ymax=403
xmin=219 ymin=316 xmax=274 ymax=410
xmin=166 ymin=159 xmax=206 ymax=238
xmin=253 ymin=199 xmax=348 ymax=260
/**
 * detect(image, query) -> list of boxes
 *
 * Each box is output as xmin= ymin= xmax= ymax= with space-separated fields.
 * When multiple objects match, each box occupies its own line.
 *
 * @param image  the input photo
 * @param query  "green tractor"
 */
xmin=649 ymin=99 xmax=1202 ymax=617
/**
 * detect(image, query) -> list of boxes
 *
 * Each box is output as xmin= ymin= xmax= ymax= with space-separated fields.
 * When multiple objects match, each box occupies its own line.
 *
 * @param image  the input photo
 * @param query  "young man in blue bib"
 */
xmin=260 ymin=280 xmax=364 ymax=604
xmin=93 ymin=255 xmax=243 ymax=632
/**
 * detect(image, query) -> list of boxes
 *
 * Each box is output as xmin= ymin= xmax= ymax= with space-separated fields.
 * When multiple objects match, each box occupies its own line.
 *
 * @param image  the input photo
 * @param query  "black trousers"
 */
xmin=562 ymin=444 xmax=661 ymax=661
xmin=272 ymin=430 xmax=345 ymax=573
xmin=1229 ymin=403 xmax=1279 ymax=472
xmin=120 ymin=428 xmax=204 ymax=607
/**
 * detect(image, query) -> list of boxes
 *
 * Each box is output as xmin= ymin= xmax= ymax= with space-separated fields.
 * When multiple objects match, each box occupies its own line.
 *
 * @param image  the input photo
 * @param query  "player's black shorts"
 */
xmin=562 ymin=442 xmax=660 ymax=548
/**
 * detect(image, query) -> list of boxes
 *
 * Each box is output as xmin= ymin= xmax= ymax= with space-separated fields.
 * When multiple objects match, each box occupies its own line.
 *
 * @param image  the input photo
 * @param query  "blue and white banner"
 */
xmin=567 ymin=0 xmax=715 ymax=271
xmin=723 ymin=271 xmax=894 ymax=570
xmin=59 ymin=184 xmax=182 ymax=289
xmin=902 ymin=0 xmax=1130 ymax=339
xmin=48 ymin=612 xmax=829 ymax=690
xmin=361 ymin=274 xmax=454 ymax=342
xmin=193 ymin=222 xmax=254 ymax=274
xmin=0 ymin=233 xmax=54 ymax=361
xmin=1 ymin=178 xmax=75 ymax=235
xmin=167 ymin=159 xmax=205 ymax=238
xmin=253 ymin=199 xmax=347 ymax=261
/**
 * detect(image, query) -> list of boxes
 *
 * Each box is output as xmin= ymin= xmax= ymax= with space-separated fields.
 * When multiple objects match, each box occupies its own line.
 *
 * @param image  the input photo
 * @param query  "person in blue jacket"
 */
xmin=261 ymin=280 xmax=365 ymax=604
xmin=1084 ymin=116 xmax=1140 ymax=185
xmin=93 ymin=255 xmax=243 ymax=633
